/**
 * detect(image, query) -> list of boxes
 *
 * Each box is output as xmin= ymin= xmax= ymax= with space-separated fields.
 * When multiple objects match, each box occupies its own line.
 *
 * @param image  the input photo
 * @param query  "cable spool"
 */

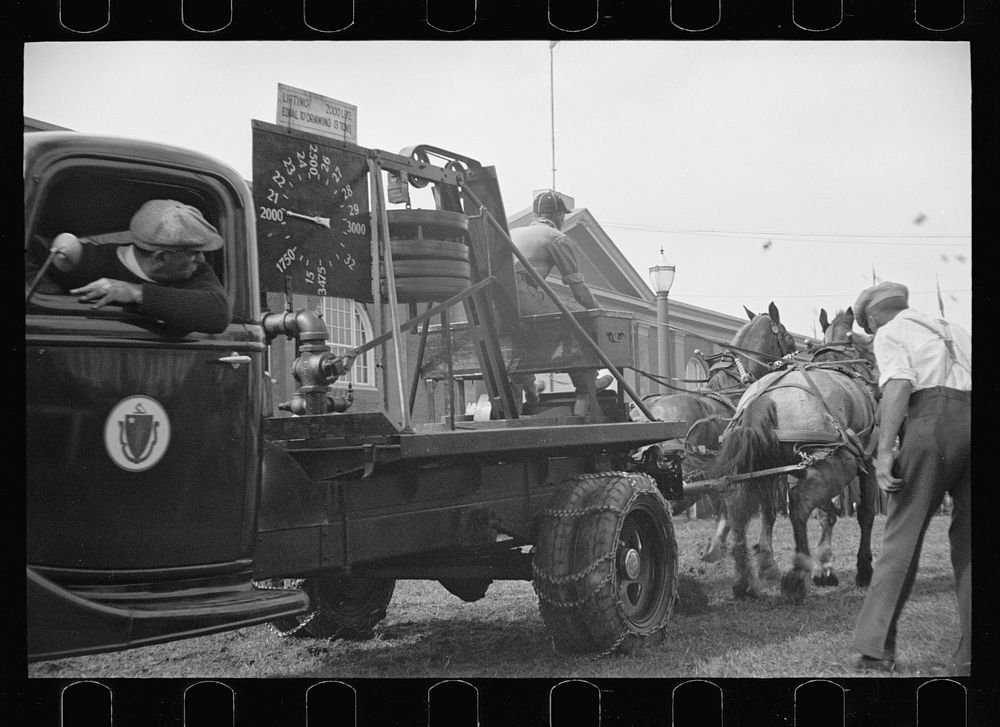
xmin=384 ymin=209 xmax=472 ymax=302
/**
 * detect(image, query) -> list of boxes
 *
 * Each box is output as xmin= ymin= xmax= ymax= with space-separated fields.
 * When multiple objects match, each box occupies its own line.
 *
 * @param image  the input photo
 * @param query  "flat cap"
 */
xmin=129 ymin=199 xmax=223 ymax=252
xmin=853 ymin=281 xmax=908 ymax=331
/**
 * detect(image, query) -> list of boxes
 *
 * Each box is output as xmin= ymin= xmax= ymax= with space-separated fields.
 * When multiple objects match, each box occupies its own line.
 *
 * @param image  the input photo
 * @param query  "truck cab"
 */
xmin=24 ymin=132 xmax=308 ymax=661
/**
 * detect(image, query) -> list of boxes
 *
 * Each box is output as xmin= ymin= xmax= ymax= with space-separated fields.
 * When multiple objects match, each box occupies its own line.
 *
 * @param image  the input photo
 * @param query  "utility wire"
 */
xmin=603 ymin=222 xmax=971 ymax=246
xmin=675 ymin=288 xmax=970 ymax=300
xmin=603 ymin=221 xmax=970 ymax=238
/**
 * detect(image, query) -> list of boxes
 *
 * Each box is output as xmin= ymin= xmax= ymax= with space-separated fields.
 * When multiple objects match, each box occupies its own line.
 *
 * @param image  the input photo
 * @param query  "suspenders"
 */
xmin=906 ymin=316 xmax=970 ymax=379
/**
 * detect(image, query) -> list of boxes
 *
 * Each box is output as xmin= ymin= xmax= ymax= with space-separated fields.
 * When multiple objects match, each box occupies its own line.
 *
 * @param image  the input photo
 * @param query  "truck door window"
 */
xmin=26 ymin=164 xmax=227 ymax=315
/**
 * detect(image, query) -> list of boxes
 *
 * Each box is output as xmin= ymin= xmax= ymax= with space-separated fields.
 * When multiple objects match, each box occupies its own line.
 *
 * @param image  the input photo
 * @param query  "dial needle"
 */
xmin=286 ymin=211 xmax=331 ymax=228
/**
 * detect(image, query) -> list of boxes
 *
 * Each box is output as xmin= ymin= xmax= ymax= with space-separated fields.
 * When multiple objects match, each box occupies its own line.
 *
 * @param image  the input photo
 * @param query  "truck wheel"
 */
xmin=268 ymin=577 xmax=395 ymax=640
xmin=302 ymin=577 xmax=396 ymax=640
xmin=533 ymin=472 xmax=678 ymax=655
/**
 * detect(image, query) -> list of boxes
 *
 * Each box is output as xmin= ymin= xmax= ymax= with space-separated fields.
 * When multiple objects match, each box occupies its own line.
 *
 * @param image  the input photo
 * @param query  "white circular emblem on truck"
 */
xmin=104 ymin=396 xmax=171 ymax=472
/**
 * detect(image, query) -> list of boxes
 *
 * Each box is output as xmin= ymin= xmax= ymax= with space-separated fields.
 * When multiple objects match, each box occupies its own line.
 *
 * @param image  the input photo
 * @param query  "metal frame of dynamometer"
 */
xmin=254 ymin=140 xmax=686 ymax=581
xmin=358 ymin=142 xmax=658 ymax=429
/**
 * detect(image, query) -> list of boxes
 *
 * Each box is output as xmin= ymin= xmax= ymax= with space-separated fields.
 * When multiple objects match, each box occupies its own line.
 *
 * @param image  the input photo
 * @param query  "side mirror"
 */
xmin=51 ymin=233 xmax=83 ymax=271
xmin=25 ymin=233 xmax=83 ymax=305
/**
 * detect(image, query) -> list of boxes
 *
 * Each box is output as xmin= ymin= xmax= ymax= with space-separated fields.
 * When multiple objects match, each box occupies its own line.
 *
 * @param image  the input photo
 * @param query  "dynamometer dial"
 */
xmin=252 ymin=122 xmax=373 ymax=301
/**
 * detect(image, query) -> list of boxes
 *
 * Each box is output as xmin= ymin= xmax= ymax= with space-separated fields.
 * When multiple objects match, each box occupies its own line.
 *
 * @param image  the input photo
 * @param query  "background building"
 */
xmin=506 ymin=197 xmax=812 ymax=399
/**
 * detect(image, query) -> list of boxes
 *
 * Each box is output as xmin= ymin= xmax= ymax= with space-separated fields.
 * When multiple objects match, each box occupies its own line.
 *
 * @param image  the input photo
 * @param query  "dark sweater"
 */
xmin=49 ymin=243 xmax=232 ymax=334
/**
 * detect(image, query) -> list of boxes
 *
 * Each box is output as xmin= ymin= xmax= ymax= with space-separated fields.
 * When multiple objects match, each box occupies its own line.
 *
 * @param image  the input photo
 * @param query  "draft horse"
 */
xmin=711 ymin=307 xmax=878 ymax=602
xmin=632 ymin=302 xmax=797 ymax=564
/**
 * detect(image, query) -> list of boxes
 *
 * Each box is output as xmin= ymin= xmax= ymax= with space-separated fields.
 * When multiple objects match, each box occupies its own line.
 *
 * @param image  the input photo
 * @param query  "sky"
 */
xmin=23 ymin=41 xmax=972 ymax=339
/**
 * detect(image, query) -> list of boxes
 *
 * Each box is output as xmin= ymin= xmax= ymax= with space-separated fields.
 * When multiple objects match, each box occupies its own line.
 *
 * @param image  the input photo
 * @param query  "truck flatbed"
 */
xmin=266 ymin=412 xmax=688 ymax=460
xmin=263 ymin=414 xmax=688 ymax=486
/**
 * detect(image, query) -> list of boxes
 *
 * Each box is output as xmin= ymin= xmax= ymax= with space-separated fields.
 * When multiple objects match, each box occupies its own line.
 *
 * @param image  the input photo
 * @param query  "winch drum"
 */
xmin=384 ymin=209 xmax=472 ymax=302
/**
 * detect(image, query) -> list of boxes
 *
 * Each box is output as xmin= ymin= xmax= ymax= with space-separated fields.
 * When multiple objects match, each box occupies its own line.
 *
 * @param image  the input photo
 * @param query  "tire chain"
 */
xmin=598 ymin=481 xmax=678 ymax=659
xmin=253 ymin=579 xmax=320 ymax=638
xmin=267 ymin=610 xmax=321 ymax=638
xmin=532 ymin=564 xmax=617 ymax=609
xmin=533 ymin=486 xmax=641 ymax=593
xmin=534 ymin=473 xmax=676 ymax=656
xmin=541 ymin=504 xmax=629 ymax=519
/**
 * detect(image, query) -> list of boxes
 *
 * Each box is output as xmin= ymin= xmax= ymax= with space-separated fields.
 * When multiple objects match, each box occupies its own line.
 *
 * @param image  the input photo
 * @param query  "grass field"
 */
xmin=28 ymin=512 xmax=962 ymax=679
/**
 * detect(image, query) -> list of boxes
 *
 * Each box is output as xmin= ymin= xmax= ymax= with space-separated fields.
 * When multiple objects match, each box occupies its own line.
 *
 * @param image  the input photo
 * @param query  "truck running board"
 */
xmin=27 ymin=567 xmax=309 ymax=662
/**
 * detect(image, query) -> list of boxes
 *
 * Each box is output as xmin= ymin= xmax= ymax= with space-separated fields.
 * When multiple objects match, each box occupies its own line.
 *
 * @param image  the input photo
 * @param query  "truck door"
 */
xmin=24 ymin=136 xmax=306 ymax=660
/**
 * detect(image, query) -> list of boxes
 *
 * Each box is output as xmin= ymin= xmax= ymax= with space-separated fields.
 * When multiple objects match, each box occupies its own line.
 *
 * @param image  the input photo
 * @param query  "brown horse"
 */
xmin=799 ymin=309 xmax=879 ymax=586
xmin=712 ymin=307 xmax=878 ymax=602
xmin=632 ymin=302 xmax=797 ymax=564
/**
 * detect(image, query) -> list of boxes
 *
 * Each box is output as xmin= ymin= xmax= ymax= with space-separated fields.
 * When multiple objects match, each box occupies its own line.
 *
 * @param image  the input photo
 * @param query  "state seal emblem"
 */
xmin=103 ymin=396 xmax=172 ymax=472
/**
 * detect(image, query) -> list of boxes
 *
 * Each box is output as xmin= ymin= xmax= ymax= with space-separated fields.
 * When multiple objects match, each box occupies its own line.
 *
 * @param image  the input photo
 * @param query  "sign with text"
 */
xmin=276 ymin=83 xmax=357 ymax=143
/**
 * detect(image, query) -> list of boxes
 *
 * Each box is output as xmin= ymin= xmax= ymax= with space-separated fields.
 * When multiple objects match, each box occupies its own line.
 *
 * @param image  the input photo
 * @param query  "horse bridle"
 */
xmin=723 ymin=314 xmax=793 ymax=384
xmin=769 ymin=316 xmax=793 ymax=358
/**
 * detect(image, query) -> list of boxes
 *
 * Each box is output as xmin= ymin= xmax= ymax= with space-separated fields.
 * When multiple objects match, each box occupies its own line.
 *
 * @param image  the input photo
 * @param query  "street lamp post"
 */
xmin=649 ymin=248 xmax=676 ymax=394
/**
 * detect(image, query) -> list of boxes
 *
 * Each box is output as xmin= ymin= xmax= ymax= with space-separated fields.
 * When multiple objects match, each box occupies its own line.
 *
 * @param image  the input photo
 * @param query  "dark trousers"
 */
xmin=852 ymin=387 xmax=971 ymax=667
xmin=513 ymin=278 xmax=597 ymax=395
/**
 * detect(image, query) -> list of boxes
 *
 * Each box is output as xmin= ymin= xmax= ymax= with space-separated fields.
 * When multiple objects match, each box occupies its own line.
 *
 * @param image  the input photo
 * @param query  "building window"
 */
xmin=310 ymin=297 xmax=375 ymax=388
xmin=684 ymin=353 xmax=710 ymax=392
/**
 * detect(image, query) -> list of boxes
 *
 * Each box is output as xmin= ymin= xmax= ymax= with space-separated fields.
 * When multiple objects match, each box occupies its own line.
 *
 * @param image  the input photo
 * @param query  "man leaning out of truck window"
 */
xmin=44 ymin=199 xmax=232 ymax=334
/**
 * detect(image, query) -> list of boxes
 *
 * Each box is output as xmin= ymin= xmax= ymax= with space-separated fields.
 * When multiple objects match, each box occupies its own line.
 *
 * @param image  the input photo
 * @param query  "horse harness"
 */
xmin=808 ymin=341 xmax=881 ymax=402
xmin=727 ymin=358 xmax=880 ymax=477
xmin=650 ymin=316 xmax=797 ymax=480
xmin=681 ymin=321 xmax=798 ymax=456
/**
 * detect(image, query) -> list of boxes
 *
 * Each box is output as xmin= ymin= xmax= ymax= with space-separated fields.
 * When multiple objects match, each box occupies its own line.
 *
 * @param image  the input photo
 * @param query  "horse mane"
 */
xmin=731 ymin=317 xmax=755 ymax=343
xmin=729 ymin=314 xmax=771 ymax=379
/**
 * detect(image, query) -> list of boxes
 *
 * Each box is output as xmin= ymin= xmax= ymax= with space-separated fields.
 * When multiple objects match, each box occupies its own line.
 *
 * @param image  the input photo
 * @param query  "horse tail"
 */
xmin=712 ymin=396 xmax=783 ymax=478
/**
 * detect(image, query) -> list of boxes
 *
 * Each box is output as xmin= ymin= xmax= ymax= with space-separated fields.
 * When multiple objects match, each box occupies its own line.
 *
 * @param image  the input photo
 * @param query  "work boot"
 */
xmin=846 ymin=653 xmax=896 ymax=673
xmin=595 ymin=374 xmax=613 ymax=391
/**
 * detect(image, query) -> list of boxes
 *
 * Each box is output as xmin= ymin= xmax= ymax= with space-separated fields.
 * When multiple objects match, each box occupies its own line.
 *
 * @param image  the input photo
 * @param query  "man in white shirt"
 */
xmin=847 ymin=281 xmax=971 ymax=676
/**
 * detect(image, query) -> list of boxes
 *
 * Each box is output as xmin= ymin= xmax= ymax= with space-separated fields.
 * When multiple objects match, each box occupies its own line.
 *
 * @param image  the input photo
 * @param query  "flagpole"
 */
xmin=550 ymin=41 xmax=558 ymax=190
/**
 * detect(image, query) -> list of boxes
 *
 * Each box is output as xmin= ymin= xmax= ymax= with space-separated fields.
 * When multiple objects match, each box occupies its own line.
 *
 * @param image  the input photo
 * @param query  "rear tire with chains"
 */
xmin=533 ymin=472 xmax=678 ymax=654
xmin=533 ymin=474 xmax=607 ymax=653
xmin=303 ymin=577 xmax=396 ymax=640
xmin=267 ymin=577 xmax=395 ymax=641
